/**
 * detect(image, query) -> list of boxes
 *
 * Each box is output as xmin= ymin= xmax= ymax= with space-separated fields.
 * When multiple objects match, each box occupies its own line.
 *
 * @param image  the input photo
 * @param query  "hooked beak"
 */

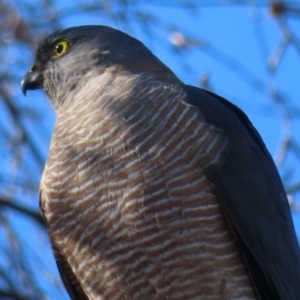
xmin=21 ymin=68 xmax=43 ymax=96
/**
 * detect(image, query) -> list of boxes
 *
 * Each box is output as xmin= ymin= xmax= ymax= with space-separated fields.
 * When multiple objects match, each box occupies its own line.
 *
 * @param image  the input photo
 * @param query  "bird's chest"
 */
xmin=41 ymin=89 xmax=224 ymax=227
xmin=40 ymin=85 xmax=255 ymax=299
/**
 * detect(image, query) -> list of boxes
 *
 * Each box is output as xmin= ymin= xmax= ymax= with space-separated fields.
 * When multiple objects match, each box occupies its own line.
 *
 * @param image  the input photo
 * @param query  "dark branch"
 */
xmin=0 ymin=289 xmax=31 ymax=300
xmin=0 ymin=197 xmax=45 ymax=228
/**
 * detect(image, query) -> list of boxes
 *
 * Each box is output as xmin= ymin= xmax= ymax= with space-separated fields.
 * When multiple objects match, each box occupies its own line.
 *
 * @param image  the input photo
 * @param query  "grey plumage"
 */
xmin=22 ymin=25 xmax=300 ymax=300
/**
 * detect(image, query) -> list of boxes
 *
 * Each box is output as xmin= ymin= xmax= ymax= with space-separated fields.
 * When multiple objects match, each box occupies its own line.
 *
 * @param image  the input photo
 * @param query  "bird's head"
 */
xmin=21 ymin=25 xmax=179 ymax=110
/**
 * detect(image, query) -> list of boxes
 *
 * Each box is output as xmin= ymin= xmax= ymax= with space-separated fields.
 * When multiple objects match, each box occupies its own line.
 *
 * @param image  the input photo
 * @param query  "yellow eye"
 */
xmin=53 ymin=40 xmax=69 ymax=57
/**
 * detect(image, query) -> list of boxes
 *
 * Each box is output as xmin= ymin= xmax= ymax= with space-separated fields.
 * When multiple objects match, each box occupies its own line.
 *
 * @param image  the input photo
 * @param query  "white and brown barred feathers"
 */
xmin=40 ymin=72 xmax=255 ymax=300
xmin=22 ymin=25 xmax=300 ymax=300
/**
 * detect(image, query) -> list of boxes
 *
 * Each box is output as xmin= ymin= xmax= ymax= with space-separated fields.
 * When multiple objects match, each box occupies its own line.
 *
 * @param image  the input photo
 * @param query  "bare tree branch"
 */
xmin=0 ymin=197 xmax=45 ymax=228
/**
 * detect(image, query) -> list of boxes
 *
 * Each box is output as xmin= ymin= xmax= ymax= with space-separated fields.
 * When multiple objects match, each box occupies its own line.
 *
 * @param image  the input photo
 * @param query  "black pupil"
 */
xmin=56 ymin=44 xmax=64 ymax=54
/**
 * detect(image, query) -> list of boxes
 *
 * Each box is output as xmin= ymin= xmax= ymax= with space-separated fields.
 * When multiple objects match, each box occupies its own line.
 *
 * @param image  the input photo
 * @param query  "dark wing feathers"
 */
xmin=183 ymin=84 xmax=300 ymax=300
xmin=55 ymin=258 xmax=84 ymax=300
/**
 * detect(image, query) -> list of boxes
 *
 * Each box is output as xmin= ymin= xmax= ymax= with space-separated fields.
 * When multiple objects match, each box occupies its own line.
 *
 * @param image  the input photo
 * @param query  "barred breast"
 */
xmin=41 ymin=72 xmax=256 ymax=300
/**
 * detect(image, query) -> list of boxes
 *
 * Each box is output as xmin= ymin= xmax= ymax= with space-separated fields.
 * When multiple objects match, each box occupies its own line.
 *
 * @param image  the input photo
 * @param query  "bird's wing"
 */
xmin=183 ymin=84 xmax=300 ymax=300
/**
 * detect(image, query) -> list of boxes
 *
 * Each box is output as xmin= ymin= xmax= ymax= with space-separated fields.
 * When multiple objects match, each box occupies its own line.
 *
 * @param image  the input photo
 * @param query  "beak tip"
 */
xmin=21 ymin=71 xmax=42 ymax=96
xmin=21 ymin=79 xmax=27 ymax=96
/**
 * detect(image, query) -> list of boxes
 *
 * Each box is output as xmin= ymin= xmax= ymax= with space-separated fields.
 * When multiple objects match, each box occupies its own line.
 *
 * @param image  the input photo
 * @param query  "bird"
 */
xmin=21 ymin=25 xmax=300 ymax=300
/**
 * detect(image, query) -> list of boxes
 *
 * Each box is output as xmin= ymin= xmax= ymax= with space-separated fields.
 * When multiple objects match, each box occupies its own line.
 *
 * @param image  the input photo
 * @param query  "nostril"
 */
xmin=30 ymin=65 xmax=38 ymax=73
xmin=30 ymin=62 xmax=43 ymax=73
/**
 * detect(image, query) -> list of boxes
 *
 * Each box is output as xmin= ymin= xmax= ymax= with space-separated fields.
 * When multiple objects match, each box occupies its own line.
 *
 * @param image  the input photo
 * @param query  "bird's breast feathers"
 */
xmin=40 ymin=75 xmax=255 ymax=299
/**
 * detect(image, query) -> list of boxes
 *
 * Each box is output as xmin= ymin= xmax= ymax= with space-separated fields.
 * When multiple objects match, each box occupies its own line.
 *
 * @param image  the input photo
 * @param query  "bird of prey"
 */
xmin=21 ymin=25 xmax=300 ymax=300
